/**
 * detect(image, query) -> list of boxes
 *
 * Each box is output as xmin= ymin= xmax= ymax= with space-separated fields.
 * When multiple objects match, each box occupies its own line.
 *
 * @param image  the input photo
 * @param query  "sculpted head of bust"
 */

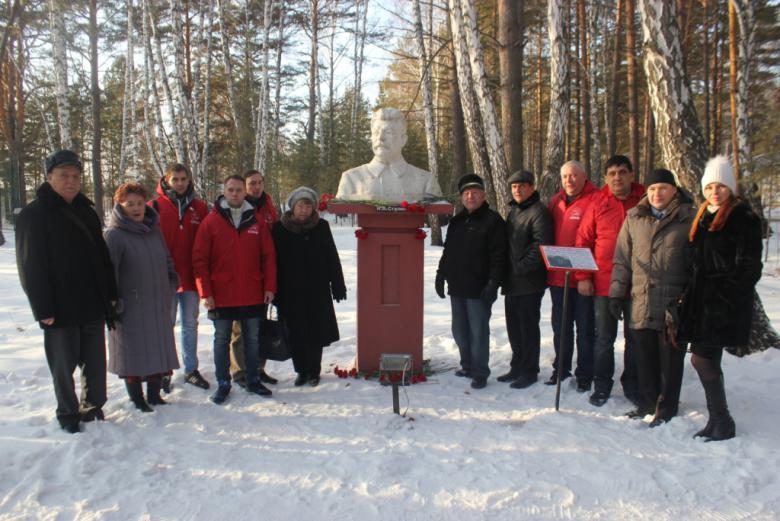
xmin=371 ymin=108 xmax=407 ymax=164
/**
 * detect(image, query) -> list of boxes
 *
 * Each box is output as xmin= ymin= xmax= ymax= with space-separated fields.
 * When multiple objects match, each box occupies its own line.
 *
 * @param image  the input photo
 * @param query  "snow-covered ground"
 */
xmin=1 ymin=223 xmax=779 ymax=520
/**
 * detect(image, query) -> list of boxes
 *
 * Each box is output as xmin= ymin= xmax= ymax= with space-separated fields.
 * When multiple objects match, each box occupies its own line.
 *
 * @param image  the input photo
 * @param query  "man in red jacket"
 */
xmin=229 ymin=170 xmax=280 ymax=387
xmin=575 ymin=155 xmax=644 ymax=407
xmin=151 ymin=164 xmax=210 ymax=391
xmin=192 ymin=175 xmax=277 ymax=404
xmin=547 ymin=160 xmax=599 ymax=391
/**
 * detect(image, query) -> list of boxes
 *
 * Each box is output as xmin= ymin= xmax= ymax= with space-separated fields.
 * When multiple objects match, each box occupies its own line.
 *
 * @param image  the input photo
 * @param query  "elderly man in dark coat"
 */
xmin=105 ymin=183 xmax=180 ymax=412
xmin=497 ymin=170 xmax=553 ymax=389
xmin=16 ymin=150 xmax=118 ymax=433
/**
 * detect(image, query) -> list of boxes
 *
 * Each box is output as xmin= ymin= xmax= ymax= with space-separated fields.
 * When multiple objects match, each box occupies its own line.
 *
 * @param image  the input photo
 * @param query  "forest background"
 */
xmin=0 ymin=0 xmax=779 ymax=234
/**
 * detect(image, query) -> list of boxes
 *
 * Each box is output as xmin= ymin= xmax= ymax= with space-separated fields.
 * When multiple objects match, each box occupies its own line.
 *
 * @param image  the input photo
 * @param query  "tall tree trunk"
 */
xmin=89 ymin=0 xmax=105 ymax=220
xmin=702 ymin=0 xmax=710 ymax=152
xmin=588 ymin=2 xmax=602 ymax=179
xmin=539 ymin=0 xmax=568 ymax=200
xmin=141 ymin=0 xmax=164 ymax=178
xmin=577 ymin=0 xmax=592 ymax=177
xmin=447 ymin=0 xmax=493 ymax=206
xmin=218 ymin=0 xmax=242 ymax=136
xmin=535 ymin=26 xmax=543 ymax=177
xmin=255 ymin=0 xmax=273 ymax=172
xmin=200 ymin=0 xmax=215 ymax=179
xmin=306 ymin=0 xmax=319 ymax=144
xmin=118 ymin=0 xmax=136 ymax=180
xmin=607 ymin=0 xmax=624 ymax=156
xmin=728 ymin=0 xmax=739 ymax=172
xmin=498 ymin=0 xmax=523 ymax=174
xmin=625 ymin=0 xmax=640 ymax=177
xmin=271 ymin=4 xmax=287 ymax=181
xmin=712 ymin=14 xmax=723 ymax=155
xmin=350 ymin=0 xmax=368 ymax=161
xmin=732 ymin=0 xmax=756 ymax=181
xmin=641 ymin=91 xmax=655 ymax=183
xmin=49 ymin=0 xmax=71 ymax=150
xmin=458 ymin=0 xmax=510 ymax=215
xmin=412 ymin=0 xmax=442 ymax=245
xmin=450 ymin=59 xmax=467 ymax=195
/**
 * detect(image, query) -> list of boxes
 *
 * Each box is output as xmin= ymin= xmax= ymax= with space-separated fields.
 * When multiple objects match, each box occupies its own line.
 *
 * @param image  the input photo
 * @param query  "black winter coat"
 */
xmin=272 ymin=214 xmax=346 ymax=349
xmin=678 ymin=199 xmax=763 ymax=346
xmin=16 ymin=183 xmax=118 ymax=328
xmin=503 ymin=191 xmax=553 ymax=296
xmin=437 ymin=202 xmax=506 ymax=298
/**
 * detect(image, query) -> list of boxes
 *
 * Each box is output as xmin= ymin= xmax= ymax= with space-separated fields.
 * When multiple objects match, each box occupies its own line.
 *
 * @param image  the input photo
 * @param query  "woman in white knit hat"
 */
xmin=677 ymin=156 xmax=763 ymax=441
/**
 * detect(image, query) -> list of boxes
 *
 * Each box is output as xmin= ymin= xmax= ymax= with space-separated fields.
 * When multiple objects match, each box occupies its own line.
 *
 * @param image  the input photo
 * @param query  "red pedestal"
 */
xmin=328 ymin=203 xmax=454 ymax=374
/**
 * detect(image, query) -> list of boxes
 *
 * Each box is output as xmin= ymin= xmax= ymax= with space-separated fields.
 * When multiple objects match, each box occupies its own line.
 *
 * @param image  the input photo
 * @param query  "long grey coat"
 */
xmin=105 ymin=204 xmax=180 ymax=377
xmin=610 ymin=193 xmax=695 ymax=331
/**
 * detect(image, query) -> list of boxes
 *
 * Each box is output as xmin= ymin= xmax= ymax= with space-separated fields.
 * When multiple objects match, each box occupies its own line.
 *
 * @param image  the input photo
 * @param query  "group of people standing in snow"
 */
xmin=436 ymin=154 xmax=763 ymax=441
xmin=16 ymin=150 xmax=345 ymax=433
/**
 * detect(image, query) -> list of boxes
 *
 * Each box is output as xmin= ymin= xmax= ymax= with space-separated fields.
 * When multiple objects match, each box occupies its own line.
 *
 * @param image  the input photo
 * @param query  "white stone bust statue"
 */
xmin=336 ymin=108 xmax=442 ymax=203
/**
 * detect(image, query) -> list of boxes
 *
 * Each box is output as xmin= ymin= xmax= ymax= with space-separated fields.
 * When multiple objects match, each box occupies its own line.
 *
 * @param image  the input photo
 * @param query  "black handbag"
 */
xmin=259 ymin=305 xmax=292 ymax=361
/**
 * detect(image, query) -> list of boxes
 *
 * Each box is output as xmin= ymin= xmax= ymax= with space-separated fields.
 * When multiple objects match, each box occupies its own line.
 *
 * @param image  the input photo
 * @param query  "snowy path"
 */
xmin=0 ymin=226 xmax=778 ymax=520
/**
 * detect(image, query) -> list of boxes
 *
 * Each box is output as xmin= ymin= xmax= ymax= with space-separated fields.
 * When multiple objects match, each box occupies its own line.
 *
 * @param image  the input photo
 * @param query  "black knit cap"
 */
xmin=45 ymin=150 xmax=83 ymax=174
xmin=457 ymin=173 xmax=485 ymax=194
xmin=645 ymin=168 xmax=677 ymax=187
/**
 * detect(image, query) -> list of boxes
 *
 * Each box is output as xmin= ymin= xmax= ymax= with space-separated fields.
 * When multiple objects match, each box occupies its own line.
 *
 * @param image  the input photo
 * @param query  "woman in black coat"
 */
xmin=678 ymin=156 xmax=763 ymax=441
xmin=272 ymin=187 xmax=346 ymax=386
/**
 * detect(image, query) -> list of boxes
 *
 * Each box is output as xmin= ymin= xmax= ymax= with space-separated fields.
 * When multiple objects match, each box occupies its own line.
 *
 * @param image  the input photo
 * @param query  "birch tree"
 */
xmin=141 ymin=0 xmax=164 ymax=177
xmin=639 ymin=0 xmax=778 ymax=352
xmin=588 ymin=3 xmax=603 ymax=178
xmin=118 ymin=0 xmax=138 ymax=180
xmin=89 ymin=0 xmax=105 ymax=219
xmin=458 ymin=0 xmax=510 ymax=215
xmin=350 ymin=0 xmax=368 ymax=160
xmin=254 ymin=0 xmax=273 ymax=172
xmin=49 ymin=0 xmax=71 ymax=150
xmin=539 ymin=0 xmax=568 ymax=199
xmin=732 ymin=0 xmax=756 ymax=181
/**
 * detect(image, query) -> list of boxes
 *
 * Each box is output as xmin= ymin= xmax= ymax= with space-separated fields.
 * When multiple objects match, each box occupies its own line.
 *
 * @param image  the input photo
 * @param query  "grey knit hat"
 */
xmin=287 ymin=186 xmax=319 ymax=209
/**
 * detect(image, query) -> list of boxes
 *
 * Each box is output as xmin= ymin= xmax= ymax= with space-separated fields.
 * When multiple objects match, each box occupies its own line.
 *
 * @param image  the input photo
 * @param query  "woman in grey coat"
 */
xmin=105 ymin=183 xmax=180 ymax=411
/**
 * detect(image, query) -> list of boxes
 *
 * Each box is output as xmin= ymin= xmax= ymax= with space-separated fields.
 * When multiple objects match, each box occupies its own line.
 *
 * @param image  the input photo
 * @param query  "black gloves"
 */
xmin=332 ymin=285 xmax=347 ymax=303
xmin=609 ymin=298 xmax=624 ymax=321
xmin=480 ymin=279 xmax=499 ymax=305
xmin=435 ymin=272 xmax=446 ymax=299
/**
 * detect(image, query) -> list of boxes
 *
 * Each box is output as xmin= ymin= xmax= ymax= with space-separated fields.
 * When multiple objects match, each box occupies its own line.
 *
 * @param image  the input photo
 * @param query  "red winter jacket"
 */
xmin=192 ymin=198 xmax=277 ymax=309
xmin=149 ymin=180 xmax=208 ymax=292
xmin=574 ymin=183 xmax=645 ymax=296
xmin=547 ymin=180 xmax=599 ymax=288
xmin=251 ymin=192 xmax=279 ymax=230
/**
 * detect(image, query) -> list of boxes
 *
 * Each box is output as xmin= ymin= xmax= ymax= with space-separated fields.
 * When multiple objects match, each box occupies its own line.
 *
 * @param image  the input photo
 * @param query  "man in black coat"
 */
xmin=16 ymin=150 xmax=118 ymax=433
xmin=436 ymin=174 xmax=506 ymax=389
xmin=497 ymin=170 xmax=553 ymax=389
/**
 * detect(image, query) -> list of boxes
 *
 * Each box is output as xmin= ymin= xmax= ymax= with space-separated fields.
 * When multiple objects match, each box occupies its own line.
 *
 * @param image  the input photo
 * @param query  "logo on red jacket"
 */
xmin=189 ymin=207 xmax=201 ymax=225
xmin=248 ymin=225 xmax=259 ymax=235
xmin=569 ymin=207 xmax=583 ymax=221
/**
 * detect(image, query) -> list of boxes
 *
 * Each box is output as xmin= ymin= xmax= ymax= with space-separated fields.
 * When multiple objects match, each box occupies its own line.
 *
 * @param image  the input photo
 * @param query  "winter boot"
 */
xmin=146 ymin=375 xmax=169 ymax=406
xmin=701 ymin=376 xmax=736 ymax=441
xmin=125 ymin=380 xmax=154 ymax=412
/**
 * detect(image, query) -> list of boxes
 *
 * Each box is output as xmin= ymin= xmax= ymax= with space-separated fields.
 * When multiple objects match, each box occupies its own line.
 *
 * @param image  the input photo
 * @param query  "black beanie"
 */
xmin=645 ymin=168 xmax=677 ymax=187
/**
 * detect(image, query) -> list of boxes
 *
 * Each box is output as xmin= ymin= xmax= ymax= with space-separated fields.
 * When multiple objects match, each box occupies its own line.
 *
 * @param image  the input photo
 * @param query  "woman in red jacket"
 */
xmin=150 ymin=164 xmax=210 ymax=391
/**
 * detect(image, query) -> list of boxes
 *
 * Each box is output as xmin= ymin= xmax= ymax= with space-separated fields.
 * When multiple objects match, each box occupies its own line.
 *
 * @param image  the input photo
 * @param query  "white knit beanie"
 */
xmin=701 ymin=156 xmax=737 ymax=194
xmin=287 ymin=186 xmax=319 ymax=209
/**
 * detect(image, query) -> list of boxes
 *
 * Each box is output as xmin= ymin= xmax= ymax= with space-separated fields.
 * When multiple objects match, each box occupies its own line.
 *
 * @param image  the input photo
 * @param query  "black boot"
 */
xmin=701 ymin=376 xmax=735 ymax=441
xmin=125 ymin=380 xmax=153 ymax=412
xmin=146 ymin=376 xmax=169 ymax=406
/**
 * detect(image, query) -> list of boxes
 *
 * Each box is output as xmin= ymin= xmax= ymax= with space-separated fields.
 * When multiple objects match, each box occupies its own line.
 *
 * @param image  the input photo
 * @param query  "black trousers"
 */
xmin=504 ymin=291 xmax=544 ymax=377
xmin=291 ymin=344 xmax=324 ymax=378
xmin=43 ymin=319 xmax=106 ymax=427
xmin=633 ymin=328 xmax=686 ymax=419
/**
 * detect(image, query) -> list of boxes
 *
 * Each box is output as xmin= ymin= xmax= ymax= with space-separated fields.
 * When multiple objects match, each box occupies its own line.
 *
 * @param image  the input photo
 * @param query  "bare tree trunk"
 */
xmin=626 ymin=0 xmax=640 ymax=177
xmin=200 ymin=0 xmax=215 ymax=179
xmin=271 ymin=4 xmax=287 ymax=178
xmin=447 ymin=0 xmax=493 ymax=205
xmin=712 ymin=13 xmax=723 ymax=155
xmin=306 ymin=0 xmax=319 ymax=144
xmin=641 ymin=91 xmax=655 ymax=183
xmin=536 ymin=25 xmax=543 ymax=177
xmin=702 ymin=0 xmax=710 ymax=152
xmin=141 ymin=0 xmax=164 ymax=178
xmin=732 ymin=0 xmax=755 ymax=181
xmin=588 ymin=2 xmax=603 ymax=179
xmin=350 ymin=0 xmax=368 ymax=161
xmin=412 ymin=0 xmax=442 ymax=244
xmin=458 ymin=0 xmax=510 ymax=215
xmin=577 ymin=0 xmax=592 ymax=177
xmin=218 ymin=0 xmax=241 ymax=135
xmin=117 ymin=0 xmax=135 ymax=179
xmin=89 ymin=0 xmax=105 ymax=221
xmin=498 ymin=0 xmax=523 ymax=174
xmin=607 ymin=0 xmax=624 ymax=157
xmin=49 ymin=0 xmax=71 ymax=150
xmin=728 ymin=0 xmax=739 ymax=172
xmin=255 ymin=0 xmax=273 ymax=172
xmin=450 ymin=59 xmax=467 ymax=194
xmin=539 ymin=0 xmax=569 ymax=200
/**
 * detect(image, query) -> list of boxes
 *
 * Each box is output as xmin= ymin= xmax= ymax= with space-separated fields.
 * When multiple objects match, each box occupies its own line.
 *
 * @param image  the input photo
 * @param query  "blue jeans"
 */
xmin=451 ymin=296 xmax=492 ymax=378
xmin=593 ymin=296 xmax=638 ymax=395
xmin=550 ymin=286 xmax=594 ymax=381
xmin=171 ymin=291 xmax=200 ymax=373
xmin=213 ymin=317 xmax=261 ymax=387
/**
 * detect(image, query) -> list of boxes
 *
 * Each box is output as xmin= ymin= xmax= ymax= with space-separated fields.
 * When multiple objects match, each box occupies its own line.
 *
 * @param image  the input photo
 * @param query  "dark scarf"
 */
xmin=281 ymin=209 xmax=320 ymax=234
